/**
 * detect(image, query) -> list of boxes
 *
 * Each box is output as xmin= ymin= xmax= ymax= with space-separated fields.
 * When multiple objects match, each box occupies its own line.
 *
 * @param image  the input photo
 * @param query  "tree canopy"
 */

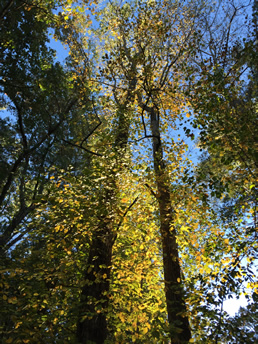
xmin=0 ymin=0 xmax=257 ymax=343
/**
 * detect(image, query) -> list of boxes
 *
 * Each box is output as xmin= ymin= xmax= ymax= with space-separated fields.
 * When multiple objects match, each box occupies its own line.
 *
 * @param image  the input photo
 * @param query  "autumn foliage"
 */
xmin=0 ymin=0 xmax=257 ymax=343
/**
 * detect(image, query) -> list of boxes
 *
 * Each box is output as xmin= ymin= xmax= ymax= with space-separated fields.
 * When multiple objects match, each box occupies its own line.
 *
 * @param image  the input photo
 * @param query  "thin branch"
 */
xmin=0 ymin=98 xmax=78 ymax=208
xmin=80 ymin=97 xmax=102 ymax=146
xmin=116 ymin=196 xmax=139 ymax=231
xmin=0 ymin=0 xmax=14 ymax=20
xmin=0 ymin=203 xmax=35 ymax=251
xmin=5 ymin=229 xmax=29 ymax=251
xmin=222 ymin=7 xmax=237 ymax=68
xmin=137 ymin=91 xmax=152 ymax=113
xmin=128 ymin=134 xmax=158 ymax=144
xmin=14 ymin=100 xmax=28 ymax=149
xmin=88 ymin=78 xmax=126 ymax=90
xmin=144 ymin=183 xmax=157 ymax=199
xmin=31 ymin=138 xmax=55 ymax=202
xmin=140 ymin=107 xmax=147 ymax=137
xmin=80 ymin=121 xmax=102 ymax=145
xmin=62 ymin=139 xmax=102 ymax=157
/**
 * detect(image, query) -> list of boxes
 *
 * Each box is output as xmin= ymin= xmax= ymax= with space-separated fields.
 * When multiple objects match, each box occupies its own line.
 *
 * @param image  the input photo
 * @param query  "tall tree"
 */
xmin=0 ymin=0 xmax=93 ymax=256
xmin=184 ymin=0 xmax=257 ymax=340
xmin=92 ymin=0 xmax=204 ymax=341
xmin=76 ymin=50 xmax=139 ymax=343
xmin=1 ymin=1 xmax=256 ymax=343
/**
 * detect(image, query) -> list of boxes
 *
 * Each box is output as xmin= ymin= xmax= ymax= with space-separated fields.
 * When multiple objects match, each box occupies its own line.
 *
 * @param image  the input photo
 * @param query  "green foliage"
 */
xmin=0 ymin=0 xmax=95 ymax=256
xmin=0 ymin=1 xmax=257 ymax=343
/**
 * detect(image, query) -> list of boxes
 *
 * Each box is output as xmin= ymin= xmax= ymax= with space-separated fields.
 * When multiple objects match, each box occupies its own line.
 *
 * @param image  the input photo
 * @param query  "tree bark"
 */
xmin=77 ymin=221 xmax=115 ymax=344
xmin=76 ymin=67 xmax=137 ymax=342
xmin=149 ymin=106 xmax=191 ymax=343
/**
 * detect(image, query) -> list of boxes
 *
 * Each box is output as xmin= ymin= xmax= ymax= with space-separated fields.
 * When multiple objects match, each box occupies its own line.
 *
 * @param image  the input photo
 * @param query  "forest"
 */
xmin=0 ymin=0 xmax=257 ymax=343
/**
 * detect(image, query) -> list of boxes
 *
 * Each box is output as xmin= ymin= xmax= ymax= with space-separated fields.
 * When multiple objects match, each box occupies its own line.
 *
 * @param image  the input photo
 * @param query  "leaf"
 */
xmin=38 ymin=83 xmax=46 ymax=91
xmin=142 ymin=327 xmax=148 ymax=334
xmin=8 ymin=297 xmax=17 ymax=304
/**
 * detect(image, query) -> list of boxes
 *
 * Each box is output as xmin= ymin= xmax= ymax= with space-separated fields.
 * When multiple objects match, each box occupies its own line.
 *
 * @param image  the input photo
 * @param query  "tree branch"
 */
xmin=62 ymin=139 xmax=102 ymax=157
xmin=116 ymin=196 xmax=139 ymax=232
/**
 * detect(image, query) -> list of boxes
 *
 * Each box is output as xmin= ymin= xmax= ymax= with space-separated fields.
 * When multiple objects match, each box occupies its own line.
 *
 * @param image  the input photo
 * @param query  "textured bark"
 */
xmin=76 ymin=67 xmax=137 ymax=342
xmin=77 ymin=223 xmax=115 ymax=344
xmin=76 ymin=128 xmax=128 ymax=344
xmin=149 ymin=106 xmax=191 ymax=343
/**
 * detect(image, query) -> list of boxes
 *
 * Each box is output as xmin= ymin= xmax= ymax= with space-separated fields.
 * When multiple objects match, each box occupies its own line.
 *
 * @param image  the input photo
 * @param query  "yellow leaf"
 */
xmin=186 ymin=113 xmax=191 ymax=118
xmin=142 ymin=327 xmax=148 ymax=335
xmin=224 ymin=238 xmax=229 ymax=245
xmin=15 ymin=322 xmax=22 ymax=329
xmin=119 ymin=312 xmax=125 ymax=323
xmin=196 ymin=255 xmax=201 ymax=262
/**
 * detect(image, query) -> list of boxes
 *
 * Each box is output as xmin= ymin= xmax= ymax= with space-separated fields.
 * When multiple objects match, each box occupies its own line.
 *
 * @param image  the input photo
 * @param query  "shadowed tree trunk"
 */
xmin=76 ymin=219 xmax=115 ymax=344
xmin=144 ymin=104 xmax=191 ymax=343
xmin=76 ymin=68 xmax=137 ymax=343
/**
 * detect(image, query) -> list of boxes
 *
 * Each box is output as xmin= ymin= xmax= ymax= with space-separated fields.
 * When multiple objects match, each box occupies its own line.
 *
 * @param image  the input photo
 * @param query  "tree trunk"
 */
xmin=77 ymin=222 xmax=115 ymax=344
xmin=149 ymin=106 xmax=191 ymax=343
xmin=76 ymin=74 xmax=137 ymax=343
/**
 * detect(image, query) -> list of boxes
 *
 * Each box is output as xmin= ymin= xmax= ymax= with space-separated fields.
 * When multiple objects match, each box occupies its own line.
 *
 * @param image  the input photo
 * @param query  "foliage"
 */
xmin=0 ymin=0 xmax=257 ymax=343
xmin=219 ymin=294 xmax=258 ymax=343
xmin=0 ymin=0 xmax=94 ymax=255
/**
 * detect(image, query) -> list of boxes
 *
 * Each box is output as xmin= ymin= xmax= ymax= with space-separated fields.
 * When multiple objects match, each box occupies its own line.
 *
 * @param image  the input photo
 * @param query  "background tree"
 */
xmin=185 ymin=0 xmax=257 ymax=341
xmin=0 ymin=0 xmax=94 ymax=255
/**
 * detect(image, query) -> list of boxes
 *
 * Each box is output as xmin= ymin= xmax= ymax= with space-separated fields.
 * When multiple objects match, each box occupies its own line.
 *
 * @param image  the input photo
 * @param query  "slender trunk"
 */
xmin=149 ymin=107 xmax=191 ymax=343
xmin=76 ymin=76 xmax=137 ymax=343
xmin=77 ymin=222 xmax=115 ymax=344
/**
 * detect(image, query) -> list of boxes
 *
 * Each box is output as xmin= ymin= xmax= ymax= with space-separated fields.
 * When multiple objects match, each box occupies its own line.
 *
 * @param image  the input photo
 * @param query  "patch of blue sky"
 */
xmin=47 ymin=30 xmax=70 ymax=63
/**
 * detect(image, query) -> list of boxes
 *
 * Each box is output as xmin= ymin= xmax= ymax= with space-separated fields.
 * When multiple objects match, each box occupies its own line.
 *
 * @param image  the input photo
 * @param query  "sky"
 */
xmin=1 ymin=8 xmax=253 ymax=317
xmin=223 ymin=294 xmax=248 ymax=316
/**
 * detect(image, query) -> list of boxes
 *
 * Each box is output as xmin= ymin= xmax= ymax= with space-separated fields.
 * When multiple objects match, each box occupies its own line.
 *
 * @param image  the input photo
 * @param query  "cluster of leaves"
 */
xmin=0 ymin=0 xmax=257 ymax=343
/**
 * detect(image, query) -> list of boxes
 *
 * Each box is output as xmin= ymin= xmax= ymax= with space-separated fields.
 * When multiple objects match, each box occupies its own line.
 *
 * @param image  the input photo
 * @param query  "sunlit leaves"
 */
xmin=1 ymin=0 xmax=257 ymax=343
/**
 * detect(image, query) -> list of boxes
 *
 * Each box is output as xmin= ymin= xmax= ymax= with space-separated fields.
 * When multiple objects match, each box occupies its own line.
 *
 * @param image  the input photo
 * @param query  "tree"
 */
xmin=1 ymin=0 xmax=257 ymax=343
xmin=184 ymin=0 xmax=257 ymax=341
xmin=0 ymin=0 xmax=94 ymax=256
xmin=81 ymin=1 xmax=206 ymax=341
